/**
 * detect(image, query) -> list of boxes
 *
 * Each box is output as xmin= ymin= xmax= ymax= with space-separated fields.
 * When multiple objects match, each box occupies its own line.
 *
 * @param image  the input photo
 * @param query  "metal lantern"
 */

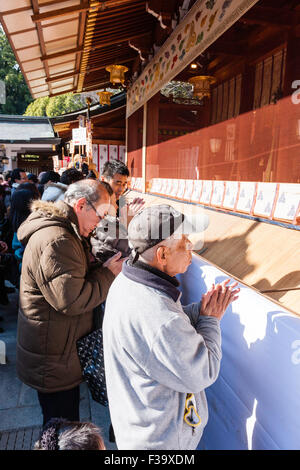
xmin=105 ymin=64 xmax=128 ymax=85
xmin=188 ymin=75 xmax=216 ymax=100
xmin=97 ymin=90 xmax=113 ymax=106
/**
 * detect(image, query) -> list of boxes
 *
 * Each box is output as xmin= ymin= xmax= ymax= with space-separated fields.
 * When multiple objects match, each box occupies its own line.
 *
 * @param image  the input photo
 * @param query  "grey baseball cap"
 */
xmin=128 ymin=204 xmax=209 ymax=261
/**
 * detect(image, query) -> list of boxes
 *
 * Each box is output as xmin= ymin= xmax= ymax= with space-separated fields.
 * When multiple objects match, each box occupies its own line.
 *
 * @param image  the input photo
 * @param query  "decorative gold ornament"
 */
xmin=188 ymin=75 xmax=216 ymax=100
xmin=105 ymin=64 xmax=128 ymax=85
xmin=97 ymin=90 xmax=113 ymax=106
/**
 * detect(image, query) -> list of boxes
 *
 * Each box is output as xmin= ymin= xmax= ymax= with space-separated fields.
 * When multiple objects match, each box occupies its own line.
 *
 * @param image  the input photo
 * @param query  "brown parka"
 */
xmin=16 ymin=199 xmax=115 ymax=393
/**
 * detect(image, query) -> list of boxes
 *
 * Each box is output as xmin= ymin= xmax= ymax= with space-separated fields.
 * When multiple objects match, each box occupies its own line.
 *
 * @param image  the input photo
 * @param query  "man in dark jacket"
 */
xmin=16 ymin=179 xmax=123 ymax=425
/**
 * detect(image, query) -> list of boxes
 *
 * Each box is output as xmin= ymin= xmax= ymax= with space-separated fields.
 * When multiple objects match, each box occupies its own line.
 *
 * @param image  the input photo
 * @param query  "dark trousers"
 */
xmin=37 ymin=385 xmax=80 ymax=426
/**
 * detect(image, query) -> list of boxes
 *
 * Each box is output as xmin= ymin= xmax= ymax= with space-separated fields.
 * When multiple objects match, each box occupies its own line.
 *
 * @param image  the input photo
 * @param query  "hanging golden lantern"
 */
xmin=97 ymin=90 xmax=113 ymax=106
xmin=188 ymin=75 xmax=216 ymax=100
xmin=105 ymin=64 xmax=128 ymax=85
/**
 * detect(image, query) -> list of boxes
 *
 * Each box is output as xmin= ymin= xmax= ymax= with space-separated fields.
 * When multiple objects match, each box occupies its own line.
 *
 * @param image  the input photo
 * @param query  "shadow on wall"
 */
xmin=178 ymin=260 xmax=300 ymax=450
xmin=195 ymin=223 xmax=258 ymax=283
xmin=253 ymin=271 xmax=300 ymax=304
xmin=195 ymin=221 xmax=300 ymax=312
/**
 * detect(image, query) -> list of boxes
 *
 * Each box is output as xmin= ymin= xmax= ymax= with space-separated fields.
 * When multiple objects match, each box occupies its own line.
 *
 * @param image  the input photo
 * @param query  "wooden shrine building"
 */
xmin=1 ymin=0 xmax=300 ymax=313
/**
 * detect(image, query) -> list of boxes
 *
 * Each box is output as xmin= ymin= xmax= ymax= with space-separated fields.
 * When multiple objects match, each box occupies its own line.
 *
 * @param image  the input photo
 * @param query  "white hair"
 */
xmin=64 ymin=179 xmax=109 ymax=206
xmin=139 ymin=234 xmax=178 ymax=264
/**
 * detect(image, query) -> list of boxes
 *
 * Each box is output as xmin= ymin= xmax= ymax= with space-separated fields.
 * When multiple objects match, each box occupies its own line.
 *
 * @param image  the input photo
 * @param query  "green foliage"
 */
xmin=23 ymin=96 xmax=50 ymax=116
xmin=45 ymin=93 xmax=83 ymax=117
xmin=160 ymin=80 xmax=202 ymax=105
xmin=24 ymin=93 xmax=84 ymax=117
xmin=0 ymin=29 xmax=33 ymax=115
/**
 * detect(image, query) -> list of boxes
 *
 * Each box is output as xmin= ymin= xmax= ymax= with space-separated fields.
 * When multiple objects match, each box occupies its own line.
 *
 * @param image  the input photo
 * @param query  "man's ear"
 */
xmin=156 ymin=246 xmax=167 ymax=265
xmin=73 ymin=197 xmax=86 ymax=214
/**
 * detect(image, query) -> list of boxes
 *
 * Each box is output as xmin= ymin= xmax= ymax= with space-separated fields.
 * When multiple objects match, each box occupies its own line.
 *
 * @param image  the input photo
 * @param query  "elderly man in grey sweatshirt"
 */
xmin=103 ymin=205 xmax=239 ymax=450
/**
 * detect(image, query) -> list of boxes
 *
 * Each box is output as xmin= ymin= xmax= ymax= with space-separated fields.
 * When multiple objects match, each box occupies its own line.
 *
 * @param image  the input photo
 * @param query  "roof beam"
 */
xmin=80 ymin=80 xmax=111 ymax=92
xmin=41 ymin=46 xmax=83 ymax=62
xmin=89 ymin=0 xmax=141 ymax=12
xmin=46 ymin=70 xmax=80 ymax=83
xmin=0 ymin=6 xmax=32 ymax=16
xmin=86 ymin=31 xmax=152 ymax=51
xmin=85 ymin=56 xmax=136 ymax=75
xmin=32 ymin=0 xmax=50 ymax=95
xmin=31 ymin=2 xmax=90 ymax=23
xmin=49 ymin=87 xmax=77 ymax=97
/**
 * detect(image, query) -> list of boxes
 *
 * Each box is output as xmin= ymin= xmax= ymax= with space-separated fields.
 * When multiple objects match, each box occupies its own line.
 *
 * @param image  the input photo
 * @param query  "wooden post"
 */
xmin=142 ymin=102 xmax=147 ymax=193
xmin=146 ymin=93 xmax=159 ymax=182
xmin=127 ymin=109 xmax=142 ymax=178
xmin=125 ymin=116 xmax=128 ymax=166
xmin=237 ymin=64 xmax=256 ymax=180
xmin=239 ymin=64 xmax=255 ymax=114
xmin=283 ymin=30 xmax=300 ymax=98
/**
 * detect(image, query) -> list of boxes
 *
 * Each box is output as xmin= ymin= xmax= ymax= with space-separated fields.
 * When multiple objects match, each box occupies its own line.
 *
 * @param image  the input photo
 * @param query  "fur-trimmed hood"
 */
xmin=17 ymin=200 xmax=79 ymax=246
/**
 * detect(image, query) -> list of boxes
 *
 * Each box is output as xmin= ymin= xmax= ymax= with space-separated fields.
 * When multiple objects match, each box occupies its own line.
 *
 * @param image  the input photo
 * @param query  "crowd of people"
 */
xmin=0 ymin=160 xmax=239 ymax=451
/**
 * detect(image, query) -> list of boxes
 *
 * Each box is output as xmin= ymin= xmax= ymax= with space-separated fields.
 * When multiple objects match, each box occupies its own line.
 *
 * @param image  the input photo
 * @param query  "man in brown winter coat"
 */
xmin=16 ymin=179 xmax=123 ymax=425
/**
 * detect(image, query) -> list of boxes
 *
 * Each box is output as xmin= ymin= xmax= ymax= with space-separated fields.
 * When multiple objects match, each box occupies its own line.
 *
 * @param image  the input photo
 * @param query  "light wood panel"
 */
xmin=128 ymin=190 xmax=300 ymax=315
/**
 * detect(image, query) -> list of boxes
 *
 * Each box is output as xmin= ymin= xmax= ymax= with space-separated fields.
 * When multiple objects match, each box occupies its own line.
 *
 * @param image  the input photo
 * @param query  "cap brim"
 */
xmin=173 ymin=213 xmax=209 ymax=236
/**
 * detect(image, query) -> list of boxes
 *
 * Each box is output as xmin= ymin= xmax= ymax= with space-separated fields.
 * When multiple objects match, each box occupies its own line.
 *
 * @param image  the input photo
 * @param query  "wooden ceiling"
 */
xmin=0 ymin=0 xmax=88 ymax=98
xmin=0 ymin=0 xmax=186 ymax=99
xmin=77 ymin=0 xmax=157 ymax=93
xmin=1 ymin=0 xmax=299 ymax=100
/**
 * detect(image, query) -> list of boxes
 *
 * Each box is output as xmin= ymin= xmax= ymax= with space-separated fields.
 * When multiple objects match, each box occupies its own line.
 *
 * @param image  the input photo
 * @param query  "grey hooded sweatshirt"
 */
xmin=103 ymin=260 xmax=222 ymax=450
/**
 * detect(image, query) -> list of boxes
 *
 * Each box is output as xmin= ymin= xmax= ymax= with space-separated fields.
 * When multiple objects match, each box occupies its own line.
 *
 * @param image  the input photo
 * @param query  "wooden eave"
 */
xmin=0 ymin=0 xmax=159 ymax=99
xmin=1 ymin=0 xmax=298 ymax=102
xmin=0 ymin=0 xmax=90 ymax=99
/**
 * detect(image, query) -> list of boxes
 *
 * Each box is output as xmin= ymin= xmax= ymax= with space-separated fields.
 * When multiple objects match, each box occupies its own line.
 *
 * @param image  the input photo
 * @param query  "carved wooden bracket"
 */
xmin=146 ymin=0 xmax=175 ymax=33
xmin=129 ymin=32 xmax=153 ymax=62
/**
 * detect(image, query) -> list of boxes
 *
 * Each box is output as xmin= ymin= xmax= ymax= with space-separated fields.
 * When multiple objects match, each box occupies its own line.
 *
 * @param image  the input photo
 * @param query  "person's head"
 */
xmin=3 ymin=170 xmax=12 ymax=184
xmin=101 ymin=160 xmax=129 ymax=200
xmin=38 ymin=171 xmax=47 ymax=183
xmin=17 ymin=182 xmax=40 ymax=199
xmin=27 ymin=173 xmax=38 ymax=184
xmin=39 ymin=170 xmax=60 ymax=185
xmin=60 ymin=168 xmax=84 ymax=186
xmin=10 ymin=187 xmax=39 ymax=232
xmin=127 ymin=204 xmax=209 ymax=277
xmin=34 ymin=418 xmax=105 ymax=450
xmin=139 ymin=234 xmax=193 ymax=277
xmin=11 ymin=168 xmax=28 ymax=185
xmin=64 ymin=179 xmax=111 ymax=237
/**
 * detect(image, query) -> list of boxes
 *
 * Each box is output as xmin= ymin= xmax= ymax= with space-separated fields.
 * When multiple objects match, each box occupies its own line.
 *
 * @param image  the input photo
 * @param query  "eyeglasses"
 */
xmin=86 ymin=199 xmax=104 ymax=221
xmin=184 ymin=393 xmax=201 ymax=429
